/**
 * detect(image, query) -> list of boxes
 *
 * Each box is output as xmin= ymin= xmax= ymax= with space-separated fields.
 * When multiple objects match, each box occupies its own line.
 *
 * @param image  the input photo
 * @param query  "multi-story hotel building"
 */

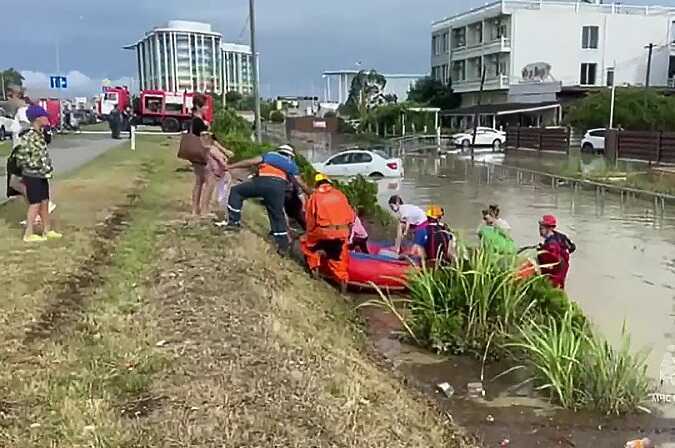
xmin=431 ymin=0 xmax=675 ymax=116
xmin=124 ymin=20 xmax=254 ymax=95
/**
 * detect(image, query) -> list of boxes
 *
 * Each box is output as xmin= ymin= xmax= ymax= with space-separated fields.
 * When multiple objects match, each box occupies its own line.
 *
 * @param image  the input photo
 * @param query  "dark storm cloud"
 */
xmin=8 ymin=0 xmax=671 ymax=96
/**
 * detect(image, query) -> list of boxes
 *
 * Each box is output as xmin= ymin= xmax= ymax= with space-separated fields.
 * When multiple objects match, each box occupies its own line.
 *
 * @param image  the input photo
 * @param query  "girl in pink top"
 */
xmin=349 ymin=209 xmax=369 ymax=253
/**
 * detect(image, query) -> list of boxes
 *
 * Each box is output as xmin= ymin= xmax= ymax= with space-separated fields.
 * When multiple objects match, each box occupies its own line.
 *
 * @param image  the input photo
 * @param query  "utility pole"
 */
xmin=1 ymin=72 xmax=5 ymax=101
xmin=645 ymin=43 xmax=654 ymax=88
xmin=471 ymin=64 xmax=487 ymax=162
xmin=249 ymin=0 xmax=262 ymax=143
xmin=608 ymin=65 xmax=616 ymax=129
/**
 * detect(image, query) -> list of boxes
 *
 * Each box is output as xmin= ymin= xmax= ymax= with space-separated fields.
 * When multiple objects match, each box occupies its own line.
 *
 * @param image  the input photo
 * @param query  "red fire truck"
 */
xmin=38 ymin=98 xmax=62 ymax=128
xmin=97 ymin=87 xmax=214 ymax=132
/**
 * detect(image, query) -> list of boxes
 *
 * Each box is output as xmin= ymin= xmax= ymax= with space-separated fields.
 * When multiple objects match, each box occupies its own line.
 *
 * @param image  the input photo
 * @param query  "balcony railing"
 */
xmin=452 ymin=74 xmax=510 ymax=92
xmin=451 ymin=36 xmax=511 ymax=60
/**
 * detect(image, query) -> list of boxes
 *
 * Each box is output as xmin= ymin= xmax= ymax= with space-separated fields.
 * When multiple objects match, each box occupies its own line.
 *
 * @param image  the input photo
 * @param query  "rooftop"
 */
xmin=322 ymin=70 xmax=426 ymax=79
xmin=432 ymin=0 xmax=675 ymax=29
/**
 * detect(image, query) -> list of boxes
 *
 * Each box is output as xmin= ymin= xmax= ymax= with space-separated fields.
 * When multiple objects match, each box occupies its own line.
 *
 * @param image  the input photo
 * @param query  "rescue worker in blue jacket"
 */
xmin=225 ymin=144 xmax=312 ymax=254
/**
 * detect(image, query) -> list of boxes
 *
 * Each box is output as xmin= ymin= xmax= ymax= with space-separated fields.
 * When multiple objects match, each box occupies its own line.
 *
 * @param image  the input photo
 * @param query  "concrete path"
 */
xmin=1 ymin=135 xmax=126 ymax=201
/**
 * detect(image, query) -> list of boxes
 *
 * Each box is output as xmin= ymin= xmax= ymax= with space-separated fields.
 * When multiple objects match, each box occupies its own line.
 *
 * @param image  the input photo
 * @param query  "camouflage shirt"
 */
xmin=16 ymin=128 xmax=54 ymax=178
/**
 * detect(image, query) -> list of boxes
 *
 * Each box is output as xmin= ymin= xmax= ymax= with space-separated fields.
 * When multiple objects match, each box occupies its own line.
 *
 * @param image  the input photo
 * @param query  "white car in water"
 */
xmin=452 ymin=127 xmax=506 ymax=151
xmin=580 ymin=128 xmax=606 ymax=154
xmin=312 ymin=149 xmax=403 ymax=178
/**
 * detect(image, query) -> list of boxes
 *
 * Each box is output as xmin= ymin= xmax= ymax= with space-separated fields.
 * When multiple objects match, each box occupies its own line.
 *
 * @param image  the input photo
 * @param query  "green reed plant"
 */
xmin=577 ymin=325 xmax=651 ymax=415
xmin=506 ymin=310 xmax=584 ymax=409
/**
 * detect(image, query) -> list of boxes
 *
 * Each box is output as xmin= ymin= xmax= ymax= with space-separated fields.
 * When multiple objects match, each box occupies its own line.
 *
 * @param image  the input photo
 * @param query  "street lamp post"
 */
xmin=249 ymin=0 xmax=262 ymax=143
xmin=607 ymin=65 xmax=616 ymax=129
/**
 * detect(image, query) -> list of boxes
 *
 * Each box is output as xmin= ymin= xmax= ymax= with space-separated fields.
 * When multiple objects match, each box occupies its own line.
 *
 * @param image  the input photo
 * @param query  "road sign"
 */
xmin=49 ymin=76 xmax=68 ymax=89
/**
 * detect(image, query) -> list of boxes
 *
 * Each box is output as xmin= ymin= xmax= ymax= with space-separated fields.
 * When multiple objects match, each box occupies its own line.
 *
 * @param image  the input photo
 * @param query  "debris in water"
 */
xmin=499 ymin=439 xmax=510 ymax=447
xmin=627 ymin=438 xmax=652 ymax=448
xmin=485 ymin=414 xmax=494 ymax=423
xmin=155 ymin=340 xmax=168 ymax=347
xmin=437 ymin=382 xmax=454 ymax=398
xmin=467 ymin=382 xmax=484 ymax=398
xmin=30 ymin=423 xmax=40 ymax=429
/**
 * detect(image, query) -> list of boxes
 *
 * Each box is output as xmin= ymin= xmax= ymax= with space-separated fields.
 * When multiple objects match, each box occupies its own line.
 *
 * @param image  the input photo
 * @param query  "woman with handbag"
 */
xmin=185 ymin=94 xmax=232 ymax=217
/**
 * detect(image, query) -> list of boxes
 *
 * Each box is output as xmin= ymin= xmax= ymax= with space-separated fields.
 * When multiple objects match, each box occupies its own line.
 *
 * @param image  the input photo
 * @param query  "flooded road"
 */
xmin=376 ymin=153 xmax=675 ymax=384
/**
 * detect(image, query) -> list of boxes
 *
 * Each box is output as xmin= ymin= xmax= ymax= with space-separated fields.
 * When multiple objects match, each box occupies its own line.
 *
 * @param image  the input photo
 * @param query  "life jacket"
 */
xmin=306 ymin=184 xmax=355 ymax=234
xmin=425 ymin=220 xmax=452 ymax=261
xmin=258 ymin=163 xmax=288 ymax=180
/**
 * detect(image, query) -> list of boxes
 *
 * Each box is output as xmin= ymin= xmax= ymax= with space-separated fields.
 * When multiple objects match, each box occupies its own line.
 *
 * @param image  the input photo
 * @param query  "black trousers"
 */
xmin=228 ymin=176 xmax=289 ymax=251
xmin=285 ymin=193 xmax=306 ymax=230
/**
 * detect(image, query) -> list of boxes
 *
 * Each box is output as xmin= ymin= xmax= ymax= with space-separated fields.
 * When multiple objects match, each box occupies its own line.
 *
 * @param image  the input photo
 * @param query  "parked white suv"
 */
xmin=581 ymin=128 xmax=606 ymax=154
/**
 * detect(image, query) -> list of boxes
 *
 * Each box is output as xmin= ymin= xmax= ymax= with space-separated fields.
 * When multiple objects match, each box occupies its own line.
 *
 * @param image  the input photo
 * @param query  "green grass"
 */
xmin=397 ymin=243 xmax=651 ymax=415
xmin=0 ymin=139 xmax=10 ymax=157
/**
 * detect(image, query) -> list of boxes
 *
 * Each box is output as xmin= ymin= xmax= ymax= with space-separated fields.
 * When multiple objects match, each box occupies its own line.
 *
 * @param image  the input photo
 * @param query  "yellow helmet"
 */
xmin=315 ymin=173 xmax=329 ymax=183
xmin=426 ymin=205 xmax=444 ymax=219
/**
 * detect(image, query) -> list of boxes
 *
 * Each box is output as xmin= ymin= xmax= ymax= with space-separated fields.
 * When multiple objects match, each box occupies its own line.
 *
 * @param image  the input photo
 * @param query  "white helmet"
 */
xmin=277 ymin=144 xmax=295 ymax=158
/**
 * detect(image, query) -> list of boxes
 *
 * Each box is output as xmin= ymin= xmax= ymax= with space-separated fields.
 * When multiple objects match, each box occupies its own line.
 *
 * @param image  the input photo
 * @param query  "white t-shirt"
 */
xmin=397 ymin=204 xmax=427 ymax=226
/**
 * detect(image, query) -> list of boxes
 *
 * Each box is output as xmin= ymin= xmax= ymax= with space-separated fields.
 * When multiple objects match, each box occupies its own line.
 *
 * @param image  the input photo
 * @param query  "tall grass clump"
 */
xmin=405 ymin=243 xmax=651 ymax=415
xmin=407 ymin=246 xmax=539 ymax=357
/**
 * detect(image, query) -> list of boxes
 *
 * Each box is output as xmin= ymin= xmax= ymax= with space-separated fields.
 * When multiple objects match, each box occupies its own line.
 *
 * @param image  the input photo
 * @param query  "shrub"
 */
xmin=270 ymin=110 xmax=285 ymax=123
xmin=333 ymin=175 xmax=391 ymax=225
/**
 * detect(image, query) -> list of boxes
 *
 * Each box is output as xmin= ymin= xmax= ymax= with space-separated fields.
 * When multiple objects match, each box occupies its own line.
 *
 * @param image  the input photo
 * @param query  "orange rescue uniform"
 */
xmin=301 ymin=183 xmax=355 ymax=283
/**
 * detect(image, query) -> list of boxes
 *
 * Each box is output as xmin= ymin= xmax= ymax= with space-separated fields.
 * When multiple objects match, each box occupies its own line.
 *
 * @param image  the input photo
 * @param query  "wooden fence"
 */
xmin=606 ymin=130 xmax=675 ymax=165
xmin=505 ymin=127 xmax=570 ymax=154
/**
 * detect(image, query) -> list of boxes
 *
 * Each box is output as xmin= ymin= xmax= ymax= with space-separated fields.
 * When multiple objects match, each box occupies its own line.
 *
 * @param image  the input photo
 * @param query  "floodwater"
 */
xmin=380 ymin=153 xmax=675 ymax=388
xmin=302 ymin=147 xmax=675 ymax=443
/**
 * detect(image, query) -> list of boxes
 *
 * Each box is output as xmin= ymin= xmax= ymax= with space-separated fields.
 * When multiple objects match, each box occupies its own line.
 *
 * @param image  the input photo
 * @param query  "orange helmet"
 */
xmin=426 ymin=205 xmax=445 ymax=219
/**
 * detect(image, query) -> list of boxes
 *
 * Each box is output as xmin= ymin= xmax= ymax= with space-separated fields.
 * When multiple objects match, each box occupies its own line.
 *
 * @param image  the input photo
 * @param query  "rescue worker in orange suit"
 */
xmin=301 ymin=173 xmax=355 ymax=291
xmin=537 ymin=215 xmax=576 ymax=289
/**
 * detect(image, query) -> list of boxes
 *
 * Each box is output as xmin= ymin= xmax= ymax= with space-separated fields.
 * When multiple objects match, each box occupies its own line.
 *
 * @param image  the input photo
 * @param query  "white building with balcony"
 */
xmin=124 ymin=20 xmax=254 ymax=95
xmin=431 ymin=0 xmax=675 ymax=126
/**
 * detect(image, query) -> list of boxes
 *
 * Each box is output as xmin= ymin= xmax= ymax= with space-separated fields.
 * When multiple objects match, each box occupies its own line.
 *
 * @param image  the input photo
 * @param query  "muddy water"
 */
xmin=303 ymin=146 xmax=675 ymax=443
xmin=374 ymin=154 xmax=675 ymax=374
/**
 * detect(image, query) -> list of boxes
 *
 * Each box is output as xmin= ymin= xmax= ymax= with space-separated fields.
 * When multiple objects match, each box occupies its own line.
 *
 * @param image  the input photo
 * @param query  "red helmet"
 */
xmin=539 ymin=215 xmax=557 ymax=228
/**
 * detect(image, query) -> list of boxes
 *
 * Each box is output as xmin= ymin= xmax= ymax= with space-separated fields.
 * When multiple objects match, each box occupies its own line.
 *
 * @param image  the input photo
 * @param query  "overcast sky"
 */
xmin=7 ymin=0 xmax=669 ymax=98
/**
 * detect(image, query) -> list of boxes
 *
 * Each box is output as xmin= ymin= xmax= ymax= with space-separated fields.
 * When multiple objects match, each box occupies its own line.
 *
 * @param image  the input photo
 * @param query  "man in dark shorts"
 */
xmin=14 ymin=105 xmax=62 ymax=242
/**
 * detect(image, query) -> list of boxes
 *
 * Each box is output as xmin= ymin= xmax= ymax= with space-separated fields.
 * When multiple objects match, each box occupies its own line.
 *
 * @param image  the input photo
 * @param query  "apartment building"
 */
xmin=431 ymin=0 xmax=675 ymax=111
xmin=124 ymin=20 xmax=254 ymax=95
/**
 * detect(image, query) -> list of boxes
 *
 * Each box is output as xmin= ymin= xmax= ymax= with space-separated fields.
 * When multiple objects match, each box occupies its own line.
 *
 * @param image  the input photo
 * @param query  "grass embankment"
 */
xmin=0 ymin=140 xmax=10 ymax=157
xmin=0 ymin=135 xmax=477 ymax=447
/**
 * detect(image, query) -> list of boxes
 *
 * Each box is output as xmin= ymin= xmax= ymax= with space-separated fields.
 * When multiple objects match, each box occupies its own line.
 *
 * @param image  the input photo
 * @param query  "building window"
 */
xmin=606 ymin=69 xmax=614 ymax=87
xmin=432 ymin=35 xmax=438 ymax=56
xmin=582 ymin=26 xmax=599 ymax=49
xmin=580 ymin=63 xmax=597 ymax=85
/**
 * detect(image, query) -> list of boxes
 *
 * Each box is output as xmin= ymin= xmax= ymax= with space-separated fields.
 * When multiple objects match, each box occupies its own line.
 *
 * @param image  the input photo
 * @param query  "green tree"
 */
xmin=565 ymin=88 xmax=675 ymax=131
xmin=407 ymin=77 xmax=460 ymax=110
xmin=1 ymin=68 xmax=24 ymax=88
xmin=225 ymin=91 xmax=243 ymax=108
xmin=269 ymin=110 xmax=285 ymax=123
xmin=339 ymin=70 xmax=389 ymax=119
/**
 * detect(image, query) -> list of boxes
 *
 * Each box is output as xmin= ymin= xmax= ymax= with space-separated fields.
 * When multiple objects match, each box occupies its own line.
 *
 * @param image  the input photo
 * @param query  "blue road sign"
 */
xmin=49 ymin=76 xmax=67 ymax=89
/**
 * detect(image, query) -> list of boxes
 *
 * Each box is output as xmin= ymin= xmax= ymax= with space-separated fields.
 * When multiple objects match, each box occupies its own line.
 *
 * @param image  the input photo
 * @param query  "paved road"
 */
xmin=1 ymin=135 xmax=126 ymax=201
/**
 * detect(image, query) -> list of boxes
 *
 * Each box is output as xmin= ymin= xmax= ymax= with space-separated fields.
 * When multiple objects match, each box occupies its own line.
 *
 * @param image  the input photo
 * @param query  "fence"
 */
xmin=606 ymin=130 xmax=675 ymax=165
xmin=505 ymin=127 xmax=570 ymax=154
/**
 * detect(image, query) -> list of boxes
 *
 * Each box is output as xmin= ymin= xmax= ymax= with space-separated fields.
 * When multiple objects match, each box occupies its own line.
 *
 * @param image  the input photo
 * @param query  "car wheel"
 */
xmin=462 ymin=139 xmax=471 ymax=149
xmin=581 ymin=143 xmax=594 ymax=153
xmin=492 ymin=139 xmax=502 ymax=152
xmin=369 ymin=172 xmax=384 ymax=178
xmin=0 ymin=126 xmax=5 ymax=141
xmin=160 ymin=117 xmax=181 ymax=133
